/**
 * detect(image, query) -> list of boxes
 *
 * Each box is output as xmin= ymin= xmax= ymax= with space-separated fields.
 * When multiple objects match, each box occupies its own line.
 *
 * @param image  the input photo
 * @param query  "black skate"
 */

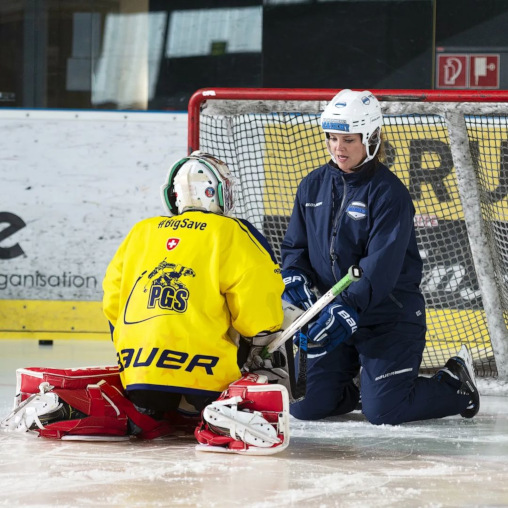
xmin=444 ymin=345 xmax=480 ymax=418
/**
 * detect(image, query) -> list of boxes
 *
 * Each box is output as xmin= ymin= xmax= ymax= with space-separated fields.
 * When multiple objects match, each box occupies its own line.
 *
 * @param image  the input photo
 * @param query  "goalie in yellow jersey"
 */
xmin=1 ymin=152 xmax=299 ymax=455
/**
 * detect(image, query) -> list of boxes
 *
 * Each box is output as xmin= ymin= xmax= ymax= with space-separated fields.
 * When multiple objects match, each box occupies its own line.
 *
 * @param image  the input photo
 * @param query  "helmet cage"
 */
xmin=161 ymin=152 xmax=235 ymax=216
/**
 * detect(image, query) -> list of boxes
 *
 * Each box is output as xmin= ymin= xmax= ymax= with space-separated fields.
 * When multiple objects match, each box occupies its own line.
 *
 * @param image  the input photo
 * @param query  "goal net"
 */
xmin=188 ymin=88 xmax=508 ymax=379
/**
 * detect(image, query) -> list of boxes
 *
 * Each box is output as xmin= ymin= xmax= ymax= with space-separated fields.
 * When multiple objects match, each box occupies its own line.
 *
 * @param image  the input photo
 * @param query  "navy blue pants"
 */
xmin=290 ymin=322 xmax=471 ymax=425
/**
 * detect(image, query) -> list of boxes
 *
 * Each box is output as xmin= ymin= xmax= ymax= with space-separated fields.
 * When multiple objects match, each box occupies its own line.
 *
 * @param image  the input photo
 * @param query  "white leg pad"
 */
xmin=203 ymin=400 xmax=280 ymax=447
xmin=195 ymin=376 xmax=290 ymax=455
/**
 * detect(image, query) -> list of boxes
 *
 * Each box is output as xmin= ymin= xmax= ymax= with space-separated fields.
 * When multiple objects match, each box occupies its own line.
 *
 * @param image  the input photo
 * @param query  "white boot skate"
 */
xmin=1 ymin=383 xmax=63 ymax=432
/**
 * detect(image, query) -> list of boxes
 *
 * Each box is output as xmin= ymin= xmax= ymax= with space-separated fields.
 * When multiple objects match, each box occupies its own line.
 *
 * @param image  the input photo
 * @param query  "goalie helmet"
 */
xmin=160 ymin=151 xmax=235 ymax=216
xmin=320 ymin=89 xmax=383 ymax=164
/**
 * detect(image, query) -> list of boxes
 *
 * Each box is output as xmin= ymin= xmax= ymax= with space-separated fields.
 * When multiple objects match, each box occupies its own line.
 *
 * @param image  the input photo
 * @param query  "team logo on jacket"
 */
xmin=346 ymin=201 xmax=367 ymax=220
xmin=166 ymin=237 xmax=180 ymax=250
xmin=123 ymin=258 xmax=195 ymax=324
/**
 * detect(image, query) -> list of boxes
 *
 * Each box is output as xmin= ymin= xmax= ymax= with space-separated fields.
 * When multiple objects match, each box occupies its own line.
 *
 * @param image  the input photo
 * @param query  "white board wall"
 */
xmin=0 ymin=109 xmax=188 ymax=302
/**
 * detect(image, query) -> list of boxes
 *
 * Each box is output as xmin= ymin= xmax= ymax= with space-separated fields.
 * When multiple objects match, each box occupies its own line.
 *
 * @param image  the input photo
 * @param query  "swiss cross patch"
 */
xmin=166 ymin=238 xmax=180 ymax=251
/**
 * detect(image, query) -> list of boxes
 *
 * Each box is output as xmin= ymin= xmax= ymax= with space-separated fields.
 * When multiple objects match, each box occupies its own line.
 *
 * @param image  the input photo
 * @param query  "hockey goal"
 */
xmin=188 ymin=88 xmax=508 ymax=379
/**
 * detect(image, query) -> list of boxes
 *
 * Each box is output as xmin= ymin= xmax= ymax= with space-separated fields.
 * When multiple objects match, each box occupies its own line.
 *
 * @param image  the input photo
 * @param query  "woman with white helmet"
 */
xmin=281 ymin=89 xmax=479 ymax=425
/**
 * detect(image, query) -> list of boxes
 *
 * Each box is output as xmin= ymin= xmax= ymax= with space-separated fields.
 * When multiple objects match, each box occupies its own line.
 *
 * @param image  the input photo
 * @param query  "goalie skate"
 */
xmin=1 ymin=383 xmax=62 ymax=433
xmin=195 ymin=373 xmax=290 ymax=455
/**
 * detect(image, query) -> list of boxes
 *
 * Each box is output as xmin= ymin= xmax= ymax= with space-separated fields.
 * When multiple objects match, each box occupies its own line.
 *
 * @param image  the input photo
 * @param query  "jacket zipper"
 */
xmin=329 ymin=174 xmax=348 ymax=282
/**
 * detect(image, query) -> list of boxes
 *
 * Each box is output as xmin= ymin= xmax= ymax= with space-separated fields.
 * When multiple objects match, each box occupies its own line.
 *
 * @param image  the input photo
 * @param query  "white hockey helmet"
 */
xmin=161 ymin=151 xmax=235 ymax=216
xmin=320 ymin=89 xmax=383 ymax=163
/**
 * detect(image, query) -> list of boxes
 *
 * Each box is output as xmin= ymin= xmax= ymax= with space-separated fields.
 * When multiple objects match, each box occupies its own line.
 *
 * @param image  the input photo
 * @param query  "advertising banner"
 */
xmin=0 ymin=110 xmax=187 ymax=338
xmin=0 ymin=110 xmax=187 ymax=302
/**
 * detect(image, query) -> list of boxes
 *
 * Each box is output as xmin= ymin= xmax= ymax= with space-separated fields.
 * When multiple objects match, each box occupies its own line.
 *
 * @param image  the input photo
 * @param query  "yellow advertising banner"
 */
xmin=263 ymin=119 xmax=508 ymax=221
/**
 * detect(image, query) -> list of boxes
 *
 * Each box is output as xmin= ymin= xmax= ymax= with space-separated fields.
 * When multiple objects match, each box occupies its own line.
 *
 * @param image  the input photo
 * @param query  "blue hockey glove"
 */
xmin=307 ymin=302 xmax=358 ymax=356
xmin=281 ymin=269 xmax=317 ymax=311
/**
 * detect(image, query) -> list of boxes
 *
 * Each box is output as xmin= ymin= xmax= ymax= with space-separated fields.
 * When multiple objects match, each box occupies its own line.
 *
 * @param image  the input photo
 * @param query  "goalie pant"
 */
xmin=1 ymin=366 xmax=290 ymax=454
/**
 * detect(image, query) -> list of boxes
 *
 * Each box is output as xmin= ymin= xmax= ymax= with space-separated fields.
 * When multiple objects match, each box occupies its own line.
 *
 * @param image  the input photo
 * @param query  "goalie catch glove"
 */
xmin=307 ymin=302 xmax=358 ymax=358
xmin=281 ymin=269 xmax=317 ymax=310
xmin=241 ymin=332 xmax=298 ymax=403
xmin=241 ymin=301 xmax=303 ymax=402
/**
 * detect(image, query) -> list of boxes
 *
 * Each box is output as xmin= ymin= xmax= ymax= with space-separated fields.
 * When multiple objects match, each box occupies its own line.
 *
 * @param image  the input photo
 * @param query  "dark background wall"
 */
xmin=1 ymin=0 xmax=507 ymax=111
xmin=262 ymin=1 xmax=432 ymax=89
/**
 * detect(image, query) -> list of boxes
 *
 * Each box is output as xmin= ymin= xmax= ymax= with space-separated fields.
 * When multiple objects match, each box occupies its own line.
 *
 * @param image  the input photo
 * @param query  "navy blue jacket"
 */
xmin=281 ymin=160 xmax=425 ymax=327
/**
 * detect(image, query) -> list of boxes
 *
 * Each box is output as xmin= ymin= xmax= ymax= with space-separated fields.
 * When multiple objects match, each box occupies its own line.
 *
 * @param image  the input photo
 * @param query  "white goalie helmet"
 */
xmin=320 ymin=89 xmax=383 ymax=163
xmin=161 ymin=151 xmax=235 ymax=216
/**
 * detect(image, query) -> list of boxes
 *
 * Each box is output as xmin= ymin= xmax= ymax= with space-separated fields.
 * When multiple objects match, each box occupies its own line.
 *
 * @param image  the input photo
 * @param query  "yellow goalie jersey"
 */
xmin=103 ymin=210 xmax=284 ymax=399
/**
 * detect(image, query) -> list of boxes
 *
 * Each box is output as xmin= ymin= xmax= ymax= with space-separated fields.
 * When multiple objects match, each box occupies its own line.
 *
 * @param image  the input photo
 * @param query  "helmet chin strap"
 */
xmin=326 ymin=135 xmax=380 ymax=171
xmin=326 ymin=145 xmax=370 ymax=171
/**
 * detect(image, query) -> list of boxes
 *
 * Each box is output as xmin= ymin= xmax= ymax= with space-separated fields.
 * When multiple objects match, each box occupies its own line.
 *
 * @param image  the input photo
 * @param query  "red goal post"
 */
xmin=187 ymin=88 xmax=508 ymax=379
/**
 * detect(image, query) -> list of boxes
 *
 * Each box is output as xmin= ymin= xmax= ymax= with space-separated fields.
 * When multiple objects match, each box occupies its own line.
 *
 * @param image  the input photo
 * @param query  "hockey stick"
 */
xmin=262 ymin=264 xmax=363 ymax=357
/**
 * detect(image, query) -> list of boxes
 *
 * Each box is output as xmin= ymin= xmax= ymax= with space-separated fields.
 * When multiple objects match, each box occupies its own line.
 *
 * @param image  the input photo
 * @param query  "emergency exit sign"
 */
xmin=437 ymin=54 xmax=499 ymax=89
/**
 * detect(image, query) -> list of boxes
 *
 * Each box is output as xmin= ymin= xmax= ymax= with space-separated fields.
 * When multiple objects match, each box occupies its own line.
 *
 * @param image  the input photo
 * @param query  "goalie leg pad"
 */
xmin=14 ymin=366 xmax=123 ymax=402
xmin=1 ymin=367 xmax=178 ymax=440
xmin=195 ymin=373 xmax=290 ymax=455
xmin=203 ymin=396 xmax=280 ymax=447
xmin=0 ymin=381 xmax=131 ymax=439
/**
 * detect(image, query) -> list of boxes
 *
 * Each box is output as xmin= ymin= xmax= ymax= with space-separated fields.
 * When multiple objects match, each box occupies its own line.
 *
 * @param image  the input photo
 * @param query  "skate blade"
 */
xmin=195 ymin=443 xmax=287 ymax=456
xmin=62 ymin=435 xmax=130 ymax=442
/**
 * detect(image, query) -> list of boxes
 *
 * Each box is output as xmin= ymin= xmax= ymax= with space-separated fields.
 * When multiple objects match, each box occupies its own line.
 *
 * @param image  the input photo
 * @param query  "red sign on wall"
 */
xmin=437 ymin=55 xmax=468 ymax=88
xmin=436 ymin=54 xmax=499 ymax=89
xmin=469 ymin=55 xmax=499 ymax=88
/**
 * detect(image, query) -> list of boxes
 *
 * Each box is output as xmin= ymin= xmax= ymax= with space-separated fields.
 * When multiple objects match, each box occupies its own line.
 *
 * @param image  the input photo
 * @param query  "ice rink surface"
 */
xmin=1 ymin=340 xmax=508 ymax=508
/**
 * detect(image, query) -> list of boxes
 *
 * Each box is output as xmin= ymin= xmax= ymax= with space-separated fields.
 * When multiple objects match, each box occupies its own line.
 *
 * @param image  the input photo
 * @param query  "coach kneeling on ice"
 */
xmin=0 ymin=152 xmax=297 ymax=455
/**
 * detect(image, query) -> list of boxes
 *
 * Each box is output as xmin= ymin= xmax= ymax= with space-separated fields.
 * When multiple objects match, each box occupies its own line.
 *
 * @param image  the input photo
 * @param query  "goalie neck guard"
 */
xmin=160 ymin=151 xmax=236 ymax=216
xmin=320 ymin=89 xmax=383 ymax=164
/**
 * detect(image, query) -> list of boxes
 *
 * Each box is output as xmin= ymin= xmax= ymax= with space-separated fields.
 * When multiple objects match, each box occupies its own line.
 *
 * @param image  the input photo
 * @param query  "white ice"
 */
xmin=1 ymin=339 xmax=508 ymax=507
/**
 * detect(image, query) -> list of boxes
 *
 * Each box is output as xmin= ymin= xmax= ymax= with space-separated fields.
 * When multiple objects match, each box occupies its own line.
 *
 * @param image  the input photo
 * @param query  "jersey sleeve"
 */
xmin=102 ymin=229 xmax=131 ymax=331
xmin=222 ymin=219 xmax=285 ymax=337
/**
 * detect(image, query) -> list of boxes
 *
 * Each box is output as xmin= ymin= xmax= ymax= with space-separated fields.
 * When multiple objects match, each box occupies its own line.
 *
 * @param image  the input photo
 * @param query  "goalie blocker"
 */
xmin=0 ymin=366 xmax=290 ymax=455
